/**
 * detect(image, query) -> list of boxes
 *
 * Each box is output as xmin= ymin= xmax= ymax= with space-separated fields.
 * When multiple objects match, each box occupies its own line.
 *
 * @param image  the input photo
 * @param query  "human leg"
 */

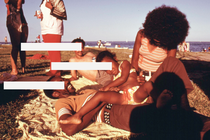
xmin=7 ymin=23 xmax=21 ymax=75
xmin=150 ymin=57 xmax=193 ymax=110
xmin=60 ymin=91 xmax=125 ymax=124
xmin=134 ymin=57 xmax=193 ymax=109
xmin=59 ymin=102 xmax=106 ymax=136
xmin=20 ymin=24 xmax=28 ymax=73
xmin=42 ymin=34 xmax=61 ymax=76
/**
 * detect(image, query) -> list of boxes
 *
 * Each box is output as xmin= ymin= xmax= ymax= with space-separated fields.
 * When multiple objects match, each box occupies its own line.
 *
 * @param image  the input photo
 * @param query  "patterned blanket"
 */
xmin=17 ymin=76 xmax=131 ymax=140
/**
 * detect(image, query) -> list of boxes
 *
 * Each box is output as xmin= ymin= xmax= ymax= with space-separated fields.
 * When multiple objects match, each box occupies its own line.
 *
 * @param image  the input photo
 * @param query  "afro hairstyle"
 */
xmin=142 ymin=5 xmax=189 ymax=50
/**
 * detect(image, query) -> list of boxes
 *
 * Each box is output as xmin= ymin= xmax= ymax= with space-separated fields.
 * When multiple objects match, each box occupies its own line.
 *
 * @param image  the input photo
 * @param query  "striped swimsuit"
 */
xmin=138 ymin=37 xmax=167 ymax=72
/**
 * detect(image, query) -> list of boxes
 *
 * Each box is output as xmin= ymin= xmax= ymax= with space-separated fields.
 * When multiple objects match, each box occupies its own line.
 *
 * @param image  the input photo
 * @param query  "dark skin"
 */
xmin=59 ymin=102 xmax=105 ymax=136
xmin=34 ymin=0 xmax=52 ymax=19
xmin=131 ymin=30 xmax=177 ymax=84
xmin=48 ymin=77 xmax=106 ymax=135
xmin=100 ymin=57 xmax=139 ymax=91
xmin=58 ymin=56 xmax=141 ymax=124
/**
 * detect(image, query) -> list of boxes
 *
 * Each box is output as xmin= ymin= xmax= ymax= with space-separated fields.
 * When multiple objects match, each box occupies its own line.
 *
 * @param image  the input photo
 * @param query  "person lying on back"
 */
xmin=69 ymin=38 xmax=112 ymax=87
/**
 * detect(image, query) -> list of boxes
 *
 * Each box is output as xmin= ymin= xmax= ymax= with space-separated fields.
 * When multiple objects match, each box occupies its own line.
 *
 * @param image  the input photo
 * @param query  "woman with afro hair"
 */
xmin=131 ymin=5 xmax=189 ymax=83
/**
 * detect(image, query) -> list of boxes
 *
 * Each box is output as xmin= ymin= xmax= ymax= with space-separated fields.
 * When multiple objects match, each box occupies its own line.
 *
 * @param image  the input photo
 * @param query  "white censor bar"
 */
xmin=4 ymin=81 xmax=65 ymax=90
xmin=51 ymin=62 xmax=112 ymax=70
xmin=21 ymin=43 xmax=81 ymax=51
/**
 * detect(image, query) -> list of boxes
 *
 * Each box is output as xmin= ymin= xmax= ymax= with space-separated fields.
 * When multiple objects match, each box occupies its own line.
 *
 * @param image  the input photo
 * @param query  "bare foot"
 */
xmin=59 ymin=115 xmax=82 ymax=124
xmin=22 ymin=67 xmax=25 ymax=74
xmin=10 ymin=71 xmax=18 ymax=75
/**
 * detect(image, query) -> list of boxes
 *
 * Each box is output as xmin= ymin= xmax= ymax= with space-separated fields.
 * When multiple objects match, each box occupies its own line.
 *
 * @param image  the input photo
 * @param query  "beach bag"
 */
xmin=9 ymin=4 xmax=22 ymax=32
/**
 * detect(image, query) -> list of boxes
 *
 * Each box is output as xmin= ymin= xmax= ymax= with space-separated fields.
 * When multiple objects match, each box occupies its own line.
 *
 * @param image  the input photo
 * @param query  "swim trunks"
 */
xmin=95 ymin=70 xmax=112 ymax=86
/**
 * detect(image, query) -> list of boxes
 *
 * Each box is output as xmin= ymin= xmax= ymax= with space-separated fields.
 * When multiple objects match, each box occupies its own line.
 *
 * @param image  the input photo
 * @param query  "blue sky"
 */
xmin=0 ymin=0 xmax=209 ymax=42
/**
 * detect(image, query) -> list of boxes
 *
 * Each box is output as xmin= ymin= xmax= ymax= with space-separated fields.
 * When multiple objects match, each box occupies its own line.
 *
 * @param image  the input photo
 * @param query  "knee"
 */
xmin=95 ymin=91 xmax=106 ymax=101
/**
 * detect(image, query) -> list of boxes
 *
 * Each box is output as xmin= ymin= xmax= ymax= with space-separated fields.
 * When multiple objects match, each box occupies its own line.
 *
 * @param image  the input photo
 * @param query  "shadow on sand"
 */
xmin=0 ymin=83 xmax=38 ymax=105
xmin=181 ymin=59 xmax=210 ymax=99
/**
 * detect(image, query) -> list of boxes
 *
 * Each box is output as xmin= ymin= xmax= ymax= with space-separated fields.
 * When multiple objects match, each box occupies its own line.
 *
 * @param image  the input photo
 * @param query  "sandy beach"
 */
xmin=0 ymin=44 xmax=210 ymax=139
xmin=1 ymin=44 xmax=210 ymax=98
xmin=1 ymin=44 xmax=210 ymax=101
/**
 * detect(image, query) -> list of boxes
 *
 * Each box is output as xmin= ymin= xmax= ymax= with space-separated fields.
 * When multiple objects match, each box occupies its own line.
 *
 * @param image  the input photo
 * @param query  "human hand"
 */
xmin=99 ymin=86 xmax=110 ymax=91
xmin=137 ymin=71 xmax=146 ymax=85
xmin=45 ymin=0 xmax=53 ymax=10
xmin=34 ymin=10 xmax=42 ymax=19
xmin=109 ymin=87 xmax=120 ymax=92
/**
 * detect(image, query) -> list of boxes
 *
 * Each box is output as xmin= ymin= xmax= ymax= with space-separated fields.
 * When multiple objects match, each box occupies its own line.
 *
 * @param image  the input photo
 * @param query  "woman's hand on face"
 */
xmin=45 ymin=0 xmax=53 ymax=10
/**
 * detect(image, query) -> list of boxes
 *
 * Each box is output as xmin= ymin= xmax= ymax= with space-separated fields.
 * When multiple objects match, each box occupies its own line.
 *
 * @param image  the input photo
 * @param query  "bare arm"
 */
xmin=131 ymin=30 xmax=143 ymax=72
xmin=70 ymin=70 xmax=78 ymax=81
xmin=101 ymin=61 xmax=130 ymax=91
xmin=45 ymin=0 xmax=53 ymax=10
xmin=17 ymin=0 xmax=22 ymax=10
xmin=46 ymin=0 xmax=67 ymax=20
xmin=69 ymin=58 xmax=78 ymax=81
xmin=133 ymin=81 xmax=153 ymax=103
xmin=59 ymin=102 xmax=105 ymax=136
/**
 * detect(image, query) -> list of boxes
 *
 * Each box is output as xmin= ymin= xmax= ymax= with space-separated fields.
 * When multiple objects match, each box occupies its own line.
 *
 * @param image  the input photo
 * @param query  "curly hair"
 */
xmin=43 ymin=76 xmax=60 ymax=99
xmin=96 ymin=50 xmax=117 ymax=62
xmin=43 ymin=90 xmax=58 ymax=99
xmin=142 ymin=5 xmax=189 ymax=50
xmin=72 ymin=38 xmax=85 ymax=47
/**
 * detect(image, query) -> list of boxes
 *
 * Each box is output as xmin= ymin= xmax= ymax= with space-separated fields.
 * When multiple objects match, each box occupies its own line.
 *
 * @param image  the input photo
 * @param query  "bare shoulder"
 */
xmin=69 ymin=57 xmax=77 ymax=62
xmin=121 ymin=60 xmax=131 ymax=67
xmin=85 ymin=52 xmax=96 ymax=57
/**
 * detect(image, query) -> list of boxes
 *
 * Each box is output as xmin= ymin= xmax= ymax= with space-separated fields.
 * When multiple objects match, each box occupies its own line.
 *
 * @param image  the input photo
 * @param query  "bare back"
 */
xmin=118 ymin=63 xmax=140 ymax=91
xmin=69 ymin=52 xmax=98 ymax=81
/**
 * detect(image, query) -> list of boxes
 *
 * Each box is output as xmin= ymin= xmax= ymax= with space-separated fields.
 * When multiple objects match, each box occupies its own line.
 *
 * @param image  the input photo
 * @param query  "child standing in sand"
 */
xmin=60 ymin=50 xmax=141 ymax=124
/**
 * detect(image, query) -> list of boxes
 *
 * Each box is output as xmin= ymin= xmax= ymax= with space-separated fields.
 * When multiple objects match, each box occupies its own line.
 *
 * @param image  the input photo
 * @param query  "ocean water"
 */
xmin=85 ymin=41 xmax=210 ymax=52
xmin=86 ymin=41 xmax=210 ymax=52
xmin=1 ymin=41 xmax=210 ymax=52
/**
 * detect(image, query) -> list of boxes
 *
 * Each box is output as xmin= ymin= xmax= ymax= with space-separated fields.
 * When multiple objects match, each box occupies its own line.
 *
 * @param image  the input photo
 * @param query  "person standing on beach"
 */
xmin=69 ymin=38 xmax=112 ymax=87
xmin=4 ymin=36 xmax=7 ymax=44
xmin=5 ymin=0 xmax=28 ymax=75
xmin=131 ymin=5 xmax=189 ymax=84
xmin=36 ymin=0 xmax=67 ymax=76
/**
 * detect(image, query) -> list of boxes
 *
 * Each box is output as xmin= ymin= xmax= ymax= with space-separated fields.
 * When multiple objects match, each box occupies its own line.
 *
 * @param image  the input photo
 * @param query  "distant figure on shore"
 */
xmin=5 ymin=0 xmax=28 ymax=75
xmin=97 ymin=40 xmax=104 ymax=48
xmin=178 ymin=42 xmax=190 ymax=52
xmin=184 ymin=42 xmax=188 ymax=52
xmin=69 ymin=38 xmax=112 ymax=87
xmin=202 ymin=48 xmax=207 ymax=52
xmin=36 ymin=35 xmax=40 ymax=43
xmin=4 ymin=36 xmax=7 ymax=44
